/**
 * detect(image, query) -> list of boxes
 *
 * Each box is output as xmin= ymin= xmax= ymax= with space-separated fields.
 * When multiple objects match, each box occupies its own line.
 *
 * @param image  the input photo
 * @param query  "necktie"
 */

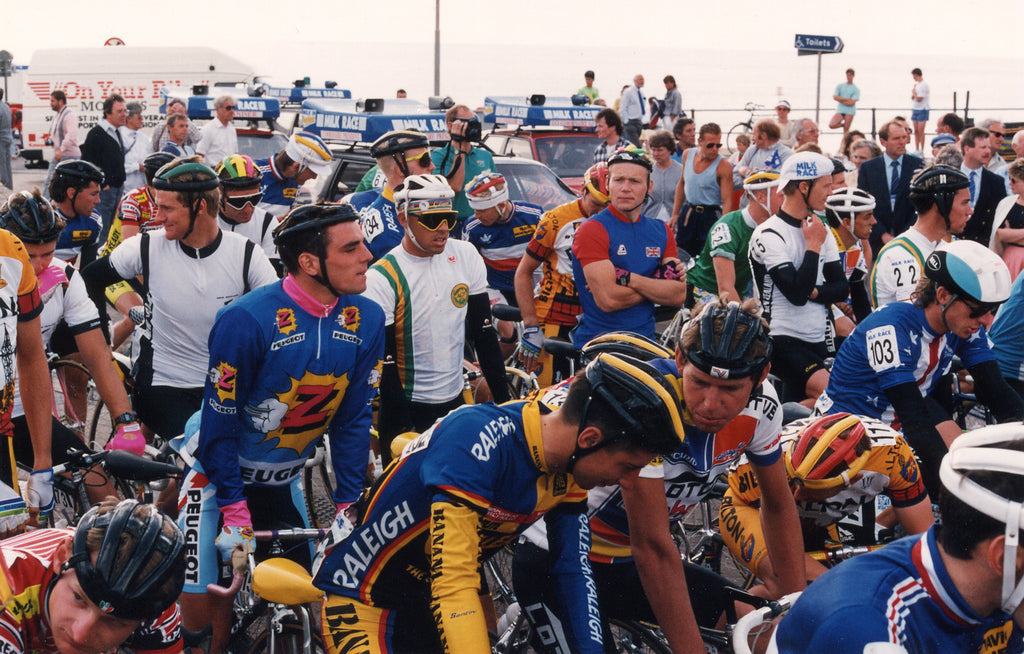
xmin=969 ymin=171 xmax=977 ymax=205
xmin=637 ymin=87 xmax=645 ymax=119
xmin=889 ymin=160 xmax=899 ymax=195
xmin=114 ymin=128 xmax=124 ymax=154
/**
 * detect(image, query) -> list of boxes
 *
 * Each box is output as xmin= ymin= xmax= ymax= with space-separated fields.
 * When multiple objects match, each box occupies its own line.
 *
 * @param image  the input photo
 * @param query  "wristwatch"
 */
xmin=113 ymin=411 xmax=138 ymax=426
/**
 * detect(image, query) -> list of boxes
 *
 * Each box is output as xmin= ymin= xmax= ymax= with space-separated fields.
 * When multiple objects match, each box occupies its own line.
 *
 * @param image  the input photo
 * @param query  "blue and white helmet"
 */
xmin=925 ymin=240 xmax=1011 ymax=305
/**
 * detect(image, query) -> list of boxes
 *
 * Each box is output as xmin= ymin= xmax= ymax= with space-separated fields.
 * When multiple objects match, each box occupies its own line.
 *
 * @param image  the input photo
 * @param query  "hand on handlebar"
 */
xmin=26 ymin=469 xmax=54 ymax=522
xmin=519 ymin=326 xmax=543 ymax=373
xmin=107 ymin=422 xmax=146 ymax=456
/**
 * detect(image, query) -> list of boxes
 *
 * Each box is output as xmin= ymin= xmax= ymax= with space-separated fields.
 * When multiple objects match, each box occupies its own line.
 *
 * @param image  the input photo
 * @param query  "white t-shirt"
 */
xmin=363 ymin=239 xmax=488 ymax=403
xmin=912 ymin=81 xmax=930 ymax=111
xmin=196 ymin=120 xmax=238 ymax=166
xmin=110 ymin=229 xmax=278 ymax=387
xmin=749 ymin=213 xmax=840 ymax=341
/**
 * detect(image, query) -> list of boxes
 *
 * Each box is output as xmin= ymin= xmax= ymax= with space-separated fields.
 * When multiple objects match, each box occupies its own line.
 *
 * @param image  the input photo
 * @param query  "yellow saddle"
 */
xmin=252 ymin=557 xmax=324 ymax=605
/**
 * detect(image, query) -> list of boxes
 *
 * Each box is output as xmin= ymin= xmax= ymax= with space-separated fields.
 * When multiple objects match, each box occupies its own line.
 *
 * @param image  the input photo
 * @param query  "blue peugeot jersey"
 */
xmin=775 ymin=526 xmax=1022 ymax=654
xmin=816 ymin=301 xmax=995 ymax=424
xmin=358 ymin=188 xmax=405 ymax=262
xmin=194 ymin=280 xmax=384 ymax=506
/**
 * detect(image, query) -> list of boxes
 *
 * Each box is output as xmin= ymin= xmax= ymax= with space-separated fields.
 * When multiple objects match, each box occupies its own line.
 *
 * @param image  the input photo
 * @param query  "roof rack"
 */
xmin=483 ymin=95 xmax=599 ymax=129
xmin=159 ymin=86 xmax=281 ymax=120
xmin=299 ymin=98 xmax=449 ymax=143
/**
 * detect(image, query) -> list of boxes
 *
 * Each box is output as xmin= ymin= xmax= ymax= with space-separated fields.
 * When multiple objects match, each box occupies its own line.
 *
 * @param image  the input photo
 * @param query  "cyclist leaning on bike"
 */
xmin=175 ymin=202 xmax=384 ymax=654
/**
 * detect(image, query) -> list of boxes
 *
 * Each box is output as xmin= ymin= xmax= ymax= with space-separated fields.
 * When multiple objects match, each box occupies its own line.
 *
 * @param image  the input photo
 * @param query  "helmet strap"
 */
xmin=393 ymin=153 xmax=411 ymax=178
xmin=181 ymin=196 xmax=202 ymax=242
xmin=309 ymin=231 xmax=341 ymax=297
xmin=403 ymin=209 xmax=436 ymax=256
xmin=939 ymin=291 xmax=958 ymax=332
xmin=218 ymin=197 xmax=240 ymax=226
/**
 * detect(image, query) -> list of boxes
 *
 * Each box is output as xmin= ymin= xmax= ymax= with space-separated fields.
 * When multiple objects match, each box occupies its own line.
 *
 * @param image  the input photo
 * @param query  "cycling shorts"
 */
xmin=178 ymin=468 xmax=310 ymax=593
xmin=0 ymin=416 xmax=89 ymax=484
xmin=321 ymin=593 xmax=440 ymax=654
xmin=770 ymin=336 xmax=830 ymax=397
xmin=133 ymin=384 xmax=203 ymax=441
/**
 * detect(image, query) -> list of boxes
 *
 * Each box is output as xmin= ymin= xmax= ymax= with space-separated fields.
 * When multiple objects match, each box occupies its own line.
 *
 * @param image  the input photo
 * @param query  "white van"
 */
xmin=18 ymin=46 xmax=254 ymax=161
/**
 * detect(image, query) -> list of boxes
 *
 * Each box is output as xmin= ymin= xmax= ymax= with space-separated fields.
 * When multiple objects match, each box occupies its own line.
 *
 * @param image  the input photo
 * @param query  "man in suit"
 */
xmin=80 ymin=93 xmax=127 ymax=243
xmin=857 ymin=120 xmax=924 ymax=257
xmin=959 ymin=126 xmax=1007 ymax=245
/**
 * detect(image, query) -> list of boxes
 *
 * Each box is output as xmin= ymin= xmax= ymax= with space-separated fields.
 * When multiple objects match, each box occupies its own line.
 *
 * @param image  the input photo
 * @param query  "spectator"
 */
xmin=839 ymin=130 xmax=866 ymax=167
xmin=845 ymin=138 xmax=878 ymax=188
xmin=620 ymin=74 xmax=647 ymax=146
xmin=775 ymin=100 xmax=798 ymax=147
xmin=670 ymin=122 xmax=733 ymax=258
xmin=856 ymin=120 xmax=924 ymax=255
xmin=670 ymin=117 xmax=696 ymax=162
xmin=795 ymin=118 xmax=820 ymax=148
xmin=930 ymin=133 xmax=957 ymax=158
xmin=120 ymin=102 xmax=152 ymax=192
xmin=829 ymin=68 xmax=859 ymax=136
xmin=733 ymin=119 xmax=794 ymax=196
xmin=910 ymin=68 xmax=930 ymax=154
xmin=593 ymin=107 xmax=628 ymax=164
xmin=577 ymin=70 xmax=599 ymax=103
xmin=44 ymin=90 xmax=80 ymax=198
xmin=729 ymin=132 xmax=751 ymax=166
xmin=980 ymin=118 xmax=1012 ymax=193
xmin=195 ymin=95 xmax=238 ymax=164
xmin=936 ymin=112 xmax=965 ymax=138
xmin=644 ymin=130 xmax=682 ymax=223
xmin=80 ymin=93 xmax=127 ymax=241
xmin=0 ymin=90 xmax=12 ymax=190
xmin=395 ymin=88 xmax=407 ymax=98
xmin=991 ymin=159 xmax=1024 ymax=281
xmin=1013 ymin=130 xmax=1024 ymax=161
xmin=662 ymin=75 xmax=683 ymax=128
xmin=161 ymin=114 xmax=195 ymax=157
xmin=431 ymin=103 xmax=494 ymax=232
xmin=960 ymin=126 xmax=1008 ymax=245
xmin=151 ymin=97 xmax=201 ymax=151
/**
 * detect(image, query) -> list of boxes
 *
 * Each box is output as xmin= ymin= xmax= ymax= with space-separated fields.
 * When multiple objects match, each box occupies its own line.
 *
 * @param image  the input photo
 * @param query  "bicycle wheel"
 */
xmin=505 ymin=366 xmax=539 ymax=400
xmin=302 ymin=441 xmax=336 ymax=530
xmin=239 ymin=620 xmax=325 ymax=654
xmin=608 ymin=620 xmax=672 ymax=654
xmin=50 ymin=357 xmax=100 ymax=441
xmin=484 ymin=543 xmax=534 ymax=653
xmin=672 ymin=498 xmax=756 ymax=589
xmin=726 ymin=123 xmax=752 ymax=157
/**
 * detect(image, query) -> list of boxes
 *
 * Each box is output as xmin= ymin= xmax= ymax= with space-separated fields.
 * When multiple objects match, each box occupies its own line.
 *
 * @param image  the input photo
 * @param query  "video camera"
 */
xmin=452 ymin=116 xmax=482 ymax=143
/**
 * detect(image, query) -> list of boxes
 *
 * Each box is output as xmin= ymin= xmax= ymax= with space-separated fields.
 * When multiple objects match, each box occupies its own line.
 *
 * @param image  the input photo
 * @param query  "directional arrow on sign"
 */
xmin=794 ymin=34 xmax=844 ymax=53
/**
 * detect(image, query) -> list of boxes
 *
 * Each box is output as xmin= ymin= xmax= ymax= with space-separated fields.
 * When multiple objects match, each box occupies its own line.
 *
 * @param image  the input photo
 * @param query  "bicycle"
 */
xmin=212 ymin=527 xmax=328 ymax=654
xmin=727 ymin=103 xmax=766 ymax=155
xmin=730 ymin=591 xmax=801 ymax=654
xmin=48 ymin=354 xmax=101 ymax=440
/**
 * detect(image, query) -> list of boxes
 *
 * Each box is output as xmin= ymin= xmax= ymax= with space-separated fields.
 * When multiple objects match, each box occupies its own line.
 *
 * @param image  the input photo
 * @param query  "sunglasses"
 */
xmin=402 ymin=151 xmax=432 ymax=167
xmin=961 ymin=299 xmax=998 ymax=319
xmin=704 ymin=143 xmax=723 ymax=149
xmin=223 ymin=192 xmax=263 ymax=210
xmin=414 ymin=213 xmax=457 ymax=231
xmin=223 ymin=105 xmax=237 ymax=111
xmin=991 ymin=131 xmax=1005 ymax=138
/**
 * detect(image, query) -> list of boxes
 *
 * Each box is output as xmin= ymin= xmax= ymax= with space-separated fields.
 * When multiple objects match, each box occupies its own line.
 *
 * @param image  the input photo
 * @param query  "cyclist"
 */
xmin=869 ymin=164 xmax=972 ymax=309
xmin=774 ymin=425 xmax=1024 ymax=653
xmin=102 ymin=151 xmax=174 ymax=349
xmin=360 ymin=130 xmax=435 ymax=261
xmin=313 ymin=353 xmax=686 ymax=654
xmin=255 ymin=130 xmax=333 ymax=218
xmin=0 ymin=195 xmax=51 ymax=531
xmin=815 ymin=239 xmax=1024 ymax=496
xmin=363 ymin=174 xmax=510 ymax=458
xmin=0 ymin=190 xmax=141 ymax=504
xmin=0 ymin=498 xmax=185 ymax=654
xmin=47 ymin=159 xmax=104 ymax=266
xmin=720 ymin=413 xmax=932 ymax=597
xmin=749 ymin=151 xmax=847 ymax=406
xmin=571 ymin=146 xmax=687 ymax=345
xmin=686 ymin=169 xmax=781 ymax=305
xmin=177 ymin=202 xmax=383 ymax=654
xmin=82 ymin=157 xmax=278 ymax=448
xmin=515 ymin=299 xmax=804 ymax=654
xmin=824 ymin=186 xmax=875 ymax=319
xmin=215 ymin=154 xmax=280 ymax=267
xmin=514 ymin=162 xmax=610 ymax=386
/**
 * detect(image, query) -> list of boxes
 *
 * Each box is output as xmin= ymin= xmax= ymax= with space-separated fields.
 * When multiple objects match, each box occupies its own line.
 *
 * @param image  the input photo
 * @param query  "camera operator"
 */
xmin=431 ymin=104 xmax=495 ymax=236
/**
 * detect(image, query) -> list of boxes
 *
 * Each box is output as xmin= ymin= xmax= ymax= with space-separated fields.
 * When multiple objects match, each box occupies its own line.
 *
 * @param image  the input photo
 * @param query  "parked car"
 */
xmin=483 ymin=128 xmax=600 ymax=194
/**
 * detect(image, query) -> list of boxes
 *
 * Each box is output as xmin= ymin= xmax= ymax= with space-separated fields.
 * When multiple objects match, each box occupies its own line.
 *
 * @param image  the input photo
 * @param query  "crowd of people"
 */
xmin=0 ymin=73 xmax=1020 ymax=654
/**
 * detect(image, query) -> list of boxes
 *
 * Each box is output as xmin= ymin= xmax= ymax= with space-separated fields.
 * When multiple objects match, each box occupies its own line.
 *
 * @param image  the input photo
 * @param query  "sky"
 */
xmin=3 ymin=0 xmax=1022 ymax=62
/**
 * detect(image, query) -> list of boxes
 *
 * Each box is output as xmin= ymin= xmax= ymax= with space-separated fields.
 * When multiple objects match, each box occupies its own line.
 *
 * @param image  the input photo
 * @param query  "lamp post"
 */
xmin=433 ymin=0 xmax=440 ymax=96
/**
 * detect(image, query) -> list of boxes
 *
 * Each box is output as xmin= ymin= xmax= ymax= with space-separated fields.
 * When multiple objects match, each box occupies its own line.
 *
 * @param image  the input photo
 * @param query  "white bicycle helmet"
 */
xmin=924 ymin=240 xmax=1011 ymax=305
xmin=940 ymin=423 xmax=1024 ymax=613
xmin=825 ymin=187 xmax=876 ymax=215
xmin=285 ymin=131 xmax=332 ymax=175
xmin=465 ymin=171 xmax=509 ymax=210
xmin=393 ymin=174 xmax=456 ymax=215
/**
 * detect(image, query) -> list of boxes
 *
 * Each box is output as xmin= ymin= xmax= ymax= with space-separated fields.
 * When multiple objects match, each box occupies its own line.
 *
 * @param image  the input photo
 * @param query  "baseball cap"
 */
xmin=931 ymin=134 xmax=957 ymax=148
xmin=776 ymin=100 xmax=791 ymax=110
xmin=775 ymin=152 xmax=834 ymax=192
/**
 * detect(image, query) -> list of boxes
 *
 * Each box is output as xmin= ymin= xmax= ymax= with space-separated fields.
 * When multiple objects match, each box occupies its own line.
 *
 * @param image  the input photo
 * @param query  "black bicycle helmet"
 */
xmin=679 ymin=302 xmax=773 ymax=380
xmin=143 ymin=152 xmax=176 ymax=179
xmin=370 ymin=130 xmax=429 ymax=158
xmin=0 ymin=190 xmax=65 ymax=244
xmin=274 ymin=202 xmax=361 ymax=296
xmin=53 ymin=159 xmax=105 ymax=186
xmin=580 ymin=332 xmax=673 ymax=364
xmin=606 ymin=145 xmax=653 ymax=172
xmin=909 ymin=164 xmax=970 ymax=227
xmin=567 ymin=353 xmax=685 ymax=471
xmin=66 ymin=499 xmax=185 ymax=621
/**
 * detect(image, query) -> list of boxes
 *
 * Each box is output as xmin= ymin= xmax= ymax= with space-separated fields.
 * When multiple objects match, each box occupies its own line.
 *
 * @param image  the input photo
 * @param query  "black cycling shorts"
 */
xmin=770 ymin=336 xmax=830 ymax=399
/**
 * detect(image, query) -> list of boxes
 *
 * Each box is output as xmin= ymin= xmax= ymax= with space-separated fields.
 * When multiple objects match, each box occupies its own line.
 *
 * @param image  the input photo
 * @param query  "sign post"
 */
xmin=794 ymin=34 xmax=844 ymax=125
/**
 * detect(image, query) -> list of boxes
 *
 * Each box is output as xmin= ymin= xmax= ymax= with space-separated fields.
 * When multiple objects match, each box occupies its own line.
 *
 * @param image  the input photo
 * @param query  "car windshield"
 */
xmin=495 ymin=160 xmax=577 ymax=212
xmin=533 ymin=135 xmax=601 ymax=178
xmin=236 ymin=132 xmax=289 ymax=161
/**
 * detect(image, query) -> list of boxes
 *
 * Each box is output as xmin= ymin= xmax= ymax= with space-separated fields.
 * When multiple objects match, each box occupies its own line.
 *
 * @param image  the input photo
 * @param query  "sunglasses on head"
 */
xmin=961 ymin=299 xmax=998 ymax=319
xmin=223 ymin=192 xmax=263 ymax=211
xmin=414 ymin=212 xmax=457 ymax=231
xmin=402 ymin=151 xmax=432 ymax=167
